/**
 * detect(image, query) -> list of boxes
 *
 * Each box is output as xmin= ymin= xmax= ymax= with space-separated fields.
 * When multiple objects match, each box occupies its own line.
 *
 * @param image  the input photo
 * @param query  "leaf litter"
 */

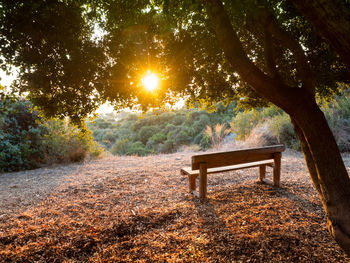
xmin=0 ymin=150 xmax=349 ymax=262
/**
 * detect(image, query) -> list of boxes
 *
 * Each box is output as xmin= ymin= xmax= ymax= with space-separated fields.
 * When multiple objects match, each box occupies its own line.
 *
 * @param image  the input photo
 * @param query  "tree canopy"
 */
xmin=0 ymin=0 xmax=348 ymax=120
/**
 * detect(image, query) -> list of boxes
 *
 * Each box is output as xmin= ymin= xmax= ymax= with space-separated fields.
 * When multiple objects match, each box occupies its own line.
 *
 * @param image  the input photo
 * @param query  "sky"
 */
xmin=0 ymin=70 xmax=185 ymax=115
xmin=0 ymin=70 xmax=16 ymax=88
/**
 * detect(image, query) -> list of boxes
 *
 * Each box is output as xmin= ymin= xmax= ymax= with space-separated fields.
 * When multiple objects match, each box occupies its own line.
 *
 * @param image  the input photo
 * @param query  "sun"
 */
xmin=142 ymin=71 xmax=159 ymax=92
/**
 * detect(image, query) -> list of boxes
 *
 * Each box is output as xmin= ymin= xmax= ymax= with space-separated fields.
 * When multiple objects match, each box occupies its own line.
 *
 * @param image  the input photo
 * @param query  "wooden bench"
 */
xmin=180 ymin=145 xmax=285 ymax=198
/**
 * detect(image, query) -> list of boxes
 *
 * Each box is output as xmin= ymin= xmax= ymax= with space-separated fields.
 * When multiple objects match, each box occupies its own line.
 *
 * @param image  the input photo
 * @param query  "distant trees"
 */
xmin=88 ymin=103 xmax=236 ymax=155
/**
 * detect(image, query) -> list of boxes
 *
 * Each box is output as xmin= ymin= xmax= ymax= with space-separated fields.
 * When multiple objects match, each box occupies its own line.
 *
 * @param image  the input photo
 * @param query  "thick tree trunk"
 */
xmin=204 ymin=0 xmax=350 ymax=255
xmin=290 ymin=100 xmax=350 ymax=255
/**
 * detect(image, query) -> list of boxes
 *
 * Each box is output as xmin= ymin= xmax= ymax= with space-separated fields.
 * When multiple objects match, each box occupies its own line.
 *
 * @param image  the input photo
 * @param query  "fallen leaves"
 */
xmin=0 ymin=151 xmax=349 ymax=262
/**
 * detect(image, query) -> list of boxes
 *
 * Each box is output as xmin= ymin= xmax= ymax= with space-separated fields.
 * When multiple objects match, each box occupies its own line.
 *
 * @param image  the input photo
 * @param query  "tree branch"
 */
xmin=291 ymin=0 xmax=350 ymax=75
xmin=202 ymin=0 xmax=308 ymax=114
xmin=263 ymin=26 xmax=281 ymax=81
xmin=261 ymin=10 xmax=315 ymax=95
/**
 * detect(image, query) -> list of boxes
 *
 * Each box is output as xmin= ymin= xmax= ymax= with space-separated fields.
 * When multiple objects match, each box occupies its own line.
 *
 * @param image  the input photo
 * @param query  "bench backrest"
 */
xmin=191 ymin=145 xmax=285 ymax=170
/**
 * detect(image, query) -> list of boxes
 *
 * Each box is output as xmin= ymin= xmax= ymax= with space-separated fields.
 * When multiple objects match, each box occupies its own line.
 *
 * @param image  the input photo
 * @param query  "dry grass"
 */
xmin=205 ymin=124 xmax=231 ymax=149
xmin=0 ymin=149 xmax=350 ymax=262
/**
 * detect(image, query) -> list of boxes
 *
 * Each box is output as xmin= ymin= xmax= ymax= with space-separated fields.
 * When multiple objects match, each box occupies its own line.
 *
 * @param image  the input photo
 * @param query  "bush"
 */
xmin=321 ymin=93 xmax=350 ymax=151
xmin=0 ymin=97 xmax=45 ymax=172
xmin=267 ymin=114 xmax=300 ymax=150
xmin=199 ymin=133 xmax=211 ymax=149
xmin=230 ymin=110 xmax=262 ymax=140
xmin=111 ymin=138 xmax=130 ymax=155
xmin=42 ymin=119 xmax=99 ymax=163
xmin=126 ymin=141 xmax=151 ymax=156
xmin=0 ymin=96 xmax=103 ymax=172
xmin=246 ymin=123 xmax=278 ymax=147
xmin=159 ymin=139 xmax=175 ymax=153
xmin=138 ymin=126 xmax=159 ymax=144
xmin=88 ymin=102 xmax=239 ymax=155
xmin=205 ymin=123 xmax=231 ymax=148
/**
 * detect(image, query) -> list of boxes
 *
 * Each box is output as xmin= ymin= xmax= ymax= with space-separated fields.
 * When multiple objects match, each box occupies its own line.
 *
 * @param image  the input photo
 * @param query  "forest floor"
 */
xmin=0 ymin=148 xmax=350 ymax=262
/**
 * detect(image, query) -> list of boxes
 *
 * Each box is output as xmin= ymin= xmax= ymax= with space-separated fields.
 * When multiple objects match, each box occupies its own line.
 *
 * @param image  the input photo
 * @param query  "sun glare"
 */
xmin=142 ymin=71 xmax=159 ymax=92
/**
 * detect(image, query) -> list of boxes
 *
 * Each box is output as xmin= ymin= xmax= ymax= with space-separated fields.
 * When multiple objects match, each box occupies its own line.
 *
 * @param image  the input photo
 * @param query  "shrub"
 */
xmin=138 ymin=126 xmax=159 ymax=144
xmin=0 ymin=96 xmax=103 ymax=172
xmin=199 ymin=133 xmax=211 ymax=149
xmin=268 ymin=114 xmax=299 ymax=150
xmin=0 ymin=97 xmax=45 ymax=172
xmin=205 ymin=123 xmax=231 ymax=148
xmin=42 ymin=119 xmax=98 ymax=163
xmin=230 ymin=110 xmax=261 ymax=140
xmin=246 ymin=123 xmax=278 ymax=147
xmin=159 ymin=139 xmax=175 ymax=153
xmin=172 ymin=114 xmax=186 ymax=125
xmin=88 ymin=102 xmax=238 ymax=155
xmin=101 ymin=130 xmax=116 ymax=147
xmin=111 ymin=138 xmax=130 ymax=155
xmin=149 ymin=132 xmax=167 ymax=144
xmin=89 ymin=142 xmax=105 ymax=158
xmin=127 ymin=141 xmax=151 ymax=156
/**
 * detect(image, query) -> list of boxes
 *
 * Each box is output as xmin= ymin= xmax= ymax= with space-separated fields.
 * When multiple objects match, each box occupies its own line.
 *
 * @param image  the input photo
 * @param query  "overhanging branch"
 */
xmin=203 ymin=0 xmax=308 ymax=114
xmin=263 ymin=26 xmax=281 ymax=81
xmin=261 ymin=10 xmax=315 ymax=95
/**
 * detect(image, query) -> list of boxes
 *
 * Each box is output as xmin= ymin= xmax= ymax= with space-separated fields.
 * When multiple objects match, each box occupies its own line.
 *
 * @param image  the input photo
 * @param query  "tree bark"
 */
xmin=290 ymin=0 xmax=350 ymax=75
xmin=290 ymin=99 xmax=350 ymax=255
xmin=204 ymin=0 xmax=350 ymax=255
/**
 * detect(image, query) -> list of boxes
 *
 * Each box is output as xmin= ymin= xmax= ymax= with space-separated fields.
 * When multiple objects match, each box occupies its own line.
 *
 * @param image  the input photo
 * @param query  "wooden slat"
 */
xmin=191 ymin=145 xmax=285 ymax=170
xmin=181 ymin=160 xmax=274 ymax=176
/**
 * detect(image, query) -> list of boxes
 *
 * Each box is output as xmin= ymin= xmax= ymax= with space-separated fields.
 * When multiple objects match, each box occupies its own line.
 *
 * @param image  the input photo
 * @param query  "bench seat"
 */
xmin=180 ymin=160 xmax=274 ymax=176
xmin=180 ymin=145 xmax=285 ymax=198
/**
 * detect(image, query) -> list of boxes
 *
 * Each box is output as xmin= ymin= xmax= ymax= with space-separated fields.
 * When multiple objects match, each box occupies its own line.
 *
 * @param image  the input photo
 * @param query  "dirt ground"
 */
xmin=0 ymin=149 xmax=350 ymax=262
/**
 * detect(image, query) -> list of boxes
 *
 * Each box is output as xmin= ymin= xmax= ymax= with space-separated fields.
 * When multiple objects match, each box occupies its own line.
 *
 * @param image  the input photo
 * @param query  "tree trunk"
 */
xmin=204 ymin=0 xmax=350 ymax=255
xmin=290 ymin=104 xmax=350 ymax=255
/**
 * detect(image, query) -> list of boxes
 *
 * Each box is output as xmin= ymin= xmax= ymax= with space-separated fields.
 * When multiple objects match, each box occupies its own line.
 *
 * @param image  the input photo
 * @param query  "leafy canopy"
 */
xmin=0 ymin=0 xmax=348 ymax=121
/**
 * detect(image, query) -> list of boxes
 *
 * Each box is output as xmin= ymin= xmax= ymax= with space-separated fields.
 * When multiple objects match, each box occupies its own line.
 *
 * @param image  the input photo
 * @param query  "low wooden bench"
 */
xmin=180 ymin=145 xmax=285 ymax=198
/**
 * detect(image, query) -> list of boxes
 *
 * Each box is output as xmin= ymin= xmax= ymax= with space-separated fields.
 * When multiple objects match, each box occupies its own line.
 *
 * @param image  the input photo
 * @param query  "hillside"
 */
xmin=1 ymin=150 xmax=350 ymax=262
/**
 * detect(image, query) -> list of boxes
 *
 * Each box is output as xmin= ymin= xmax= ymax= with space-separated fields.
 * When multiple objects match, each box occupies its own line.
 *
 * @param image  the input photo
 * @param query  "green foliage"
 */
xmin=231 ymin=94 xmax=350 ymax=152
xmin=88 ymin=103 xmax=236 ymax=156
xmin=321 ymin=92 xmax=350 ymax=151
xmin=0 ymin=95 xmax=103 ymax=172
xmin=204 ymin=124 xmax=231 ymax=148
xmin=0 ymin=95 xmax=45 ymax=172
xmin=41 ymin=119 xmax=99 ymax=163
xmin=230 ymin=110 xmax=262 ymax=140
xmin=127 ymin=141 xmax=151 ymax=156
xmin=267 ymin=114 xmax=300 ymax=151
xmin=111 ymin=138 xmax=130 ymax=155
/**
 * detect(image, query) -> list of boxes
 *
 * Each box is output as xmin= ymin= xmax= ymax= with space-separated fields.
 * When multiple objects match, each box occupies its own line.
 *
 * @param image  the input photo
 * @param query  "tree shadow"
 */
xmin=189 ymin=182 xmax=339 ymax=262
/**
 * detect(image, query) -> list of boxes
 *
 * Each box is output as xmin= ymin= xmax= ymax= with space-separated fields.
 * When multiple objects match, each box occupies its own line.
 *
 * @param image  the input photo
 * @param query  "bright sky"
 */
xmin=0 ymin=70 xmax=16 ymax=89
xmin=142 ymin=71 xmax=159 ymax=92
xmin=0 ymin=69 xmax=185 ymax=115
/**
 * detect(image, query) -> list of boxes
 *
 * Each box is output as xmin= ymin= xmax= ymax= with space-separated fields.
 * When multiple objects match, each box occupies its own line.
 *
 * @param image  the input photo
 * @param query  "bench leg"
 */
xmin=189 ymin=175 xmax=196 ymax=192
xmin=273 ymin=152 xmax=282 ymax=187
xmin=199 ymin=163 xmax=207 ymax=198
xmin=259 ymin=165 xmax=266 ymax=181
